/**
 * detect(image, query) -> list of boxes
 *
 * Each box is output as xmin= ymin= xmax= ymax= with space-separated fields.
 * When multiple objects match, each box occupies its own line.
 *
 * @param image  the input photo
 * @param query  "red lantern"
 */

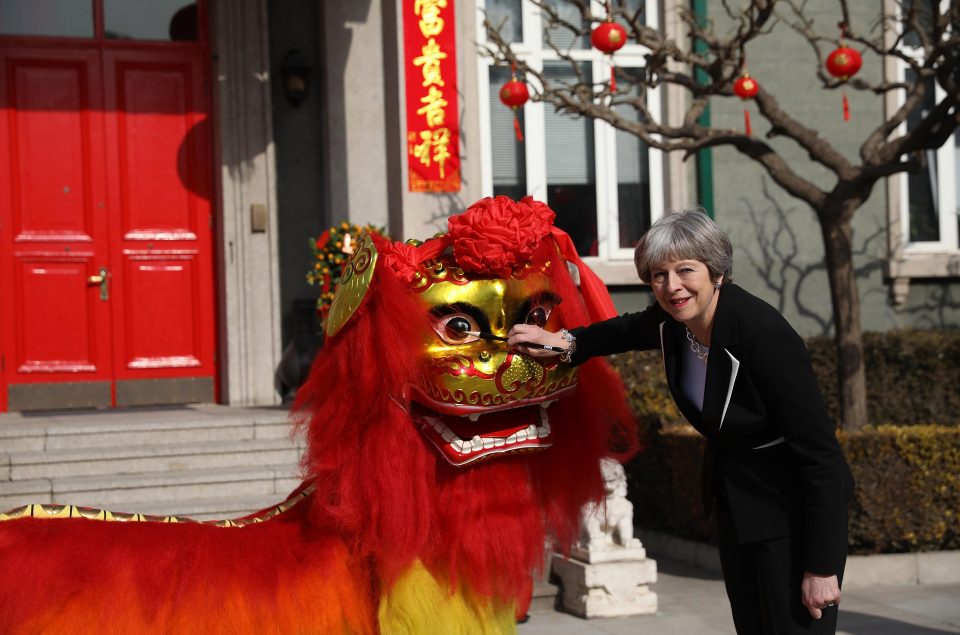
xmin=733 ymin=74 xmax=759 ymax=99
xmin=733 ymin=72 xmax=759 ymax=136
xmin=591 ymin=20 xmax=627 ymax=54
xmin=825 ymin=46 xmax=862 ymax=80
xmin=499 ymin=68 xmax=529 ymax=142
xmin=591 ymin=20 xmax=627 ymax=92
xmin=825 ymin=45 xmax=862 ymax=121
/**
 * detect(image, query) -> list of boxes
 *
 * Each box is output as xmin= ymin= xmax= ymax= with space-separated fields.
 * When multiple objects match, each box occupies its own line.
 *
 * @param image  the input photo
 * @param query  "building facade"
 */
xmin=1 ymin=0 xmax=956 ymax=413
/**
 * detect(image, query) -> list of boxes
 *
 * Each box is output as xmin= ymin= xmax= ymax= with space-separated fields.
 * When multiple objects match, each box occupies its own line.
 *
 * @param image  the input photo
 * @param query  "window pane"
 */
xmin=906 ymin=71 xmax=939 ymax=242
xmin=544 ymin=63 xmax=597 ymax=256
xmin=902 ymin=0 xmax=934 ymax=50
xmin=489 ymin=66 xmax=527 ymax=196
xmin=542 ymin=1 xmax=588 ymax=51
xmin=614 ymin=75 xmax=650 ymax=248
xmin=485 ymin=0 xmax=522 ymax=43
xmin=0 ymin=2 xmax=93 ymax=38
xmin=615 ymin=0 xmax=647 ymax=27
xmin=104 ymin=1 xmax=198 ymax=41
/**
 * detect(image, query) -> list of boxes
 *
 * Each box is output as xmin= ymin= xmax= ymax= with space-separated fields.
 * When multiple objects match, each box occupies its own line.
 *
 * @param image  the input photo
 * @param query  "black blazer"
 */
xmin=571 ymin=283 xmax=853 ymax=576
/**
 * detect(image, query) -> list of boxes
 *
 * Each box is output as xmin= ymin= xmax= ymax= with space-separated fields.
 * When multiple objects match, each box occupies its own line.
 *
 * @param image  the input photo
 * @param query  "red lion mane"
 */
xmin=292 ymin=203 xmax=638 ymax=604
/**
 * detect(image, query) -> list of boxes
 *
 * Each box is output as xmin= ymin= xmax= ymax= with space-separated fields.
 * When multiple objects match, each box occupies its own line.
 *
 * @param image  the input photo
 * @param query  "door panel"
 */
xmin=0 ymin=46 xmax=112 ymax=410
xmin=15 ymin=255 xmax=99 ymax=372
xmin=121 ymin=250 xmax=203 ymax=369
xmin=10 ymin=61 xmax=97 ymax=239
xmin=115 ymin=63 xmax=197 ymax=238
xmin=103 ymin=49 xmax=215 ymax=395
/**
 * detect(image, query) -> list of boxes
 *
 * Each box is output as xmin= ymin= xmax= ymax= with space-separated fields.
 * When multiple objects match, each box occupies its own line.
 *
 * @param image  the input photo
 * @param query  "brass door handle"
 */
xmin=87 ymin=267 xmax=110 ymax=301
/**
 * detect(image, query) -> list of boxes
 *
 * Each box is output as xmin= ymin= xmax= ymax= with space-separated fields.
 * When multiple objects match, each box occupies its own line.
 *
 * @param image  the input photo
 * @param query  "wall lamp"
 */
xmin=280 ymin=49 xmax=312 ymax=107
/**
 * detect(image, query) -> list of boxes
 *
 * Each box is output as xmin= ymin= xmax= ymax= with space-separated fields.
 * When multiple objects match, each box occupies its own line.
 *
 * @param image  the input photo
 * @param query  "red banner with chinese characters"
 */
xmin=403 ymin=0 xmax=461 ymax=192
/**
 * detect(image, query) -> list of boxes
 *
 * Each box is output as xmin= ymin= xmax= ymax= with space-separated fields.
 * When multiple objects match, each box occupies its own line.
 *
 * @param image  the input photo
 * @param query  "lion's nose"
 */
xmin=496 ymin=354 xmax=545 ymax=393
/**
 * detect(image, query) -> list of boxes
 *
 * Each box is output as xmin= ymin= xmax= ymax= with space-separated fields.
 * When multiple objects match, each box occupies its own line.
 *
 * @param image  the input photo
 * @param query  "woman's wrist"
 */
xmin=558 ymin=328 xmax=576 ymax=363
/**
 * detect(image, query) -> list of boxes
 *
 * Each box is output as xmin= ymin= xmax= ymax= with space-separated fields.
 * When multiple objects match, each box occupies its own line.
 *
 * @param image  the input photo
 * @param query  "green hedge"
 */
xmin=625 ymin=424 xmax=960 ymax=554
xmin=843 ymin=425 xmax=960 ymax=553
xmin=806 ymin=330 xmax=960 ymax=426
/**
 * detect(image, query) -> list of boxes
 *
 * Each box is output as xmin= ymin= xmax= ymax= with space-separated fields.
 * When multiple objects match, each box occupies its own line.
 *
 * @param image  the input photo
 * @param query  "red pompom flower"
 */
xmin=447 ymin=196 xmax=555 ymax=277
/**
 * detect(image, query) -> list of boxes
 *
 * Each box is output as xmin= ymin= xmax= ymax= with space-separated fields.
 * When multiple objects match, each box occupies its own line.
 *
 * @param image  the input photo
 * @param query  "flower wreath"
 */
xmin=307 ymin=221 xmax=387 ymax=323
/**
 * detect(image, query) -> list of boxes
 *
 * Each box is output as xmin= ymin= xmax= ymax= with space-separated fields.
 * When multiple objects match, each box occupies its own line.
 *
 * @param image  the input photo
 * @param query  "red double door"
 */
xmin=0 ymin=42 xmax=217 ymax=411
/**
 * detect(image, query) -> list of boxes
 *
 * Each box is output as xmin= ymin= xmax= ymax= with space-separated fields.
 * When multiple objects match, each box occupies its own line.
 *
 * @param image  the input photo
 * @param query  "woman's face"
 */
xmin=649 ymin=259 xmax=721 ymax=329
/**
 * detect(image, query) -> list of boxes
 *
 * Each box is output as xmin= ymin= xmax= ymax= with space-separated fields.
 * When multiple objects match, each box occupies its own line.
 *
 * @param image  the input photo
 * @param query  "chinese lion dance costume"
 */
xmin=0 ymin=196 xmax=637 ymax=634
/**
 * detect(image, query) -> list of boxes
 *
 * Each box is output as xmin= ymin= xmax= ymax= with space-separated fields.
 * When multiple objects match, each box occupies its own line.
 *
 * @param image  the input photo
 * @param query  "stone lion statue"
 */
xmin=580 ymin=457 xmax=642 ymax=550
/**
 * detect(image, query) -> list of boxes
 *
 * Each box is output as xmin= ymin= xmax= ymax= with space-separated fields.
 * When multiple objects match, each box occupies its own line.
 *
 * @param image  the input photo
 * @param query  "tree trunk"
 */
xmin=820 ymin=217 xmax=868 ymax=431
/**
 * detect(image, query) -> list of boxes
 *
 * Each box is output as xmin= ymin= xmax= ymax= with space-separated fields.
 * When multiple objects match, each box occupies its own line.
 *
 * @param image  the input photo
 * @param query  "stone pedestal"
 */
xmin=552 ymin=457 xmax=659 ymax=618
xmin=552 ymin=545 xmax=658 ymax=618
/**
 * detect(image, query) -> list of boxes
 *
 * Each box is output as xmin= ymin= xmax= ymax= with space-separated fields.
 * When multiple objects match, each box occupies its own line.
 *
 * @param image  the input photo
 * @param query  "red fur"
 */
xmin=0 ymin=504 xmax=376 ymax=633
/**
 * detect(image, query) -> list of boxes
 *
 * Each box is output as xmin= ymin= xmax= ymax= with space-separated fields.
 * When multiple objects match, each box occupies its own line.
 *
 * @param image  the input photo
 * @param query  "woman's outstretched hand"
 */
xmin=507 ymin=324 xmax=568 ymax=359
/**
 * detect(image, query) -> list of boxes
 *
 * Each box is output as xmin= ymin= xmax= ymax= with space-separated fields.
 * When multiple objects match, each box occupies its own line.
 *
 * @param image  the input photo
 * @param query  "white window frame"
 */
xmin=476 ymin=0 xmax=664 ymax=283
xmin=884 ymin=0 xmax=959 ymax=303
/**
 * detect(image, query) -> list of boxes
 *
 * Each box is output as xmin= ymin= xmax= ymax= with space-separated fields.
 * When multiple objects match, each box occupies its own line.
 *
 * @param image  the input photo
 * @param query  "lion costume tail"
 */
xmin=0 ymin=487 xmax=379 ymax=634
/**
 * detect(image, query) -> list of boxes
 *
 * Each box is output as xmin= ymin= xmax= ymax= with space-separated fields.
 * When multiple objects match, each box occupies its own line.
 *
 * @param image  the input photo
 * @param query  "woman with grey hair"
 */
xmin=509 ymin=208 xmax=853 ymax=635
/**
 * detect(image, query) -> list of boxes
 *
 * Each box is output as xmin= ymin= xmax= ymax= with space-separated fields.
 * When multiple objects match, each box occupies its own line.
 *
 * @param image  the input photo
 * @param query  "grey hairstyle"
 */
xmin=633 ymin=207 xmax=733 ymax=284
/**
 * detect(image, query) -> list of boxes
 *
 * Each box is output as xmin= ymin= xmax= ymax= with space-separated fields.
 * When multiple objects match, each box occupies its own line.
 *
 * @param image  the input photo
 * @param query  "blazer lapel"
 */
xmin=720 ymin=350 xmax=740 ymax=428
xmin=659 ymin=321 xmax=677 ymax=390
xmin=700 ymin=285 xmax=741 ymax=433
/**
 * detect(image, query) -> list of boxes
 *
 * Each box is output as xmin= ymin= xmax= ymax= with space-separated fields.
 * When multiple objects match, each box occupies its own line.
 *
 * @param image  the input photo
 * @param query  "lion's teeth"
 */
xmin=451 ymin=439 xmax=465 ymax=452
xmin=515 ymin=429 xmax=528 ymax=442
xmin=540 ymin=400 xmax=555 ymax=409
xmin=468 ymin=412 xmax=480 ymax=422
xmin=525 ymin=424 xmax=538 ymax=438
xmin=538 ymin=408 xmax=549 ymax=425
xmin=441 ymin=428 xmax=456 ymax=443
xmin=471 ymin=435 xmax=484 ymax=451
xmin=505 ymin=432 xmax=518 ymax=444
xmin=482 ymin=438 xmax=494 ymax=449
xmin=494 ymin=438 xmax=506 ymax=447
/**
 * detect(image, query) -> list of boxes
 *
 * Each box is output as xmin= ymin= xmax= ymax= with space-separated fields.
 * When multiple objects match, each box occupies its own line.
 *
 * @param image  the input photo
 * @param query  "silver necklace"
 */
xmin=685 ymin=326 xmax=709 ymax=364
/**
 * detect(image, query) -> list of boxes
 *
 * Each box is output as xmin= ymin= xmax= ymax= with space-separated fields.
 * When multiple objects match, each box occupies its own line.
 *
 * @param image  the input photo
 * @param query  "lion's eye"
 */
xmin=434 ymin=314 xmax=481 ymax=345
xmin=445 ymin=317 xmax=472 ymax=340
xmin=525 ymin=305 xmax=550 ymax=327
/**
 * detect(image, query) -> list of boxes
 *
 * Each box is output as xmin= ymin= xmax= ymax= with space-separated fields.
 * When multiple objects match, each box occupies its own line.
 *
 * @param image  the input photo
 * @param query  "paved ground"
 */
xmin=520 ymin=558 xmax=960 ymax=634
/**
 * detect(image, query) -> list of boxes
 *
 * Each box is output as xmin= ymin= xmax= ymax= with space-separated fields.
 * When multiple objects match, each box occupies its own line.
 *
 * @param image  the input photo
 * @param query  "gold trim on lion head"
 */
xmin=325 ymin=232 xmax=378 ymax=337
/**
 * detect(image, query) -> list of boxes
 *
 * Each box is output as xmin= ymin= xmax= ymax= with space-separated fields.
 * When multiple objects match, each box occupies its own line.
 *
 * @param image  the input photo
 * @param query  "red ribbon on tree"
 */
xmin=825 ymin=24 xmax=863 ymax=122
xmin=591 ymin=2 xmax=627 ymax=92
xmin=499 ymin=63 xmax=529 ymax=142
xmin=733 ymin=71 xmax=759 ymax=136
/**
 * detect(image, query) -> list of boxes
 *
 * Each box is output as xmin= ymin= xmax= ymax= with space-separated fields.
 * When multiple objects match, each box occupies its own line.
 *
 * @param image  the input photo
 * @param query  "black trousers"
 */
xmin=716 ymin=500 xmax=842 ymax=635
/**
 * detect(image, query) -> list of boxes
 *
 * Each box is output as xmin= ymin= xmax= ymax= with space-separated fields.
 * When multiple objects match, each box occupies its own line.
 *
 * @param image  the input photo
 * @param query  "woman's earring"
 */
xmin=714 ymin=281 xmax=721 ymax=289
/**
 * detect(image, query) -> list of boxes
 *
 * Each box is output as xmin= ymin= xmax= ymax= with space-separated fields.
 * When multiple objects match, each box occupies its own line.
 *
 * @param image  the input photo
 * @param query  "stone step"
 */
xmin=0 ymin=478 xmax=50 ymax=509
xmin=7 ymin=437 xmax=304 ymax=481
xmin=0 ymin=464 xmax=303 ymax=510
xmin=122 ymin=493 xmax=299 ymax=521
xmin=0 ymin=406 xmax=293 ymax=453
